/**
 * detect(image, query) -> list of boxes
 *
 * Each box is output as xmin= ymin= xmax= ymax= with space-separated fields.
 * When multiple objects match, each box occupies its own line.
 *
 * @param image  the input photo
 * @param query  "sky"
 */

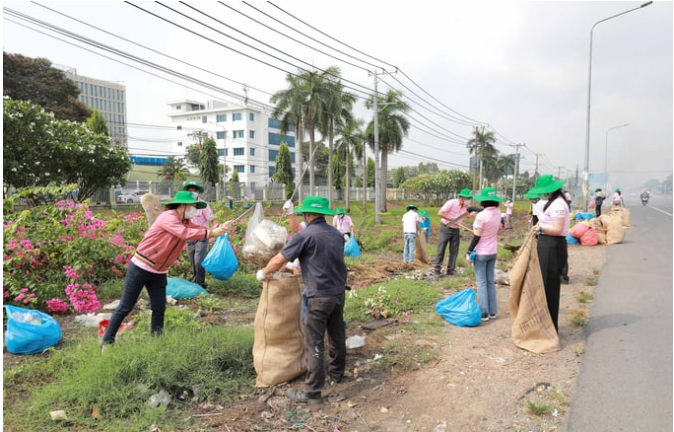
xmin=3 ymin=1 xmax=672 ymax=193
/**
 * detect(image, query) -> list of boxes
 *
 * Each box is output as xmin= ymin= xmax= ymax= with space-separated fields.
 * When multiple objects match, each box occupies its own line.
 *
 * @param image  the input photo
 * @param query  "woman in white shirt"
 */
xmin=529 ymin=175 xmax=570 ymax=333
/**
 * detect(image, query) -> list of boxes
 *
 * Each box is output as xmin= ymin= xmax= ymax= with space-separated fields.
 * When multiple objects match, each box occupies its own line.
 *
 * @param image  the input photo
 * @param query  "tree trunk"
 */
xmin=380 ymin=149 xmax=388 ymax=213
xmin=345 ymin=143 xmax=350 ymax=211
xmin=362 ymin=145 xmax=367 ymax=213
xmin=296 ymin=123 xmax=303 ymax=202
xmin=328 ymin=123 xmax=333 ymax=205
xmin=309 ymin=127 xmax=315 ymax=196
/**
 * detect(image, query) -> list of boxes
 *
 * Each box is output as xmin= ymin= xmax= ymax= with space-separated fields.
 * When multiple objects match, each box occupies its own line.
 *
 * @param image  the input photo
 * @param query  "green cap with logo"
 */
xmin=473 ymin=187 xmax=503 ymax=203
xmin=294 ymin=196 xmax=334 ymax=216
xmin=458 ymin=188 xmax=473 ymax=198
xmin=529 ymin=175 xmax=565 ymax=194
xmin=182 ymin=180 xmax=204 ymax=193
xmin=164 ymin=191 xmax=207 ymax=209
xmin=335 ymin=207 xmax=346 ymax=215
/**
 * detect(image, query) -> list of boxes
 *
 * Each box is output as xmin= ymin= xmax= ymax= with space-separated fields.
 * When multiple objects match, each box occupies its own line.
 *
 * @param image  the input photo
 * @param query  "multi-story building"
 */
xmin=64 ymin=68 xmax=128 ymax=148
xmin=166 ymin=99 xmax=296 ymax=197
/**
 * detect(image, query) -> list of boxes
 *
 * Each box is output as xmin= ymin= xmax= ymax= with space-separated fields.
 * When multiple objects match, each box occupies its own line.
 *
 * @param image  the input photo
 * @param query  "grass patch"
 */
xmin=5 ymin=314 xmax=255 ymax=432
xmin=574 ymin=345 xmax=586 ymax=356
xmin=569 ymin=308 xmax=588 ymax=327
xmin=344 ymin=279 xmax=443 ymax=324
xmin=586 ymin=277 xmax=599 ymax=286
xmin=526 ymin=399 xmax=553 ymax=416
xmin=208 ymin=272 xmax=261 ymax=299
xmin=592 ymin=268 xmax=601 ymax=276
xmin=576 ymin=291 xmax=594 ymax=303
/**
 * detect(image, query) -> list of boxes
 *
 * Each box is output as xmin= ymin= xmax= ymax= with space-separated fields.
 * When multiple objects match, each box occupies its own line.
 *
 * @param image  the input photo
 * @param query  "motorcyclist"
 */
xmin=640 ymin=190 xmax=650 ymax=205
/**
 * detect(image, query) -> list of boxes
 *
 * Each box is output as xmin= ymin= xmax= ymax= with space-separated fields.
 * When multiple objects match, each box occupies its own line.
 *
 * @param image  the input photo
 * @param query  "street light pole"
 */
xmin=604 ymin=123 xmax=630 ymax=192
xmin=582 ymin=1 xmax=652 ymax=210
xmin=373 ymin=70 xmax=381 ymax=224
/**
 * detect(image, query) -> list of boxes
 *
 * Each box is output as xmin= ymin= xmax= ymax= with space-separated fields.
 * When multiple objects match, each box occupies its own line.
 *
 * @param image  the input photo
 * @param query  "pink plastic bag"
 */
xmin=580 ymin=228 xmax=598 ymax=246
xmin=570 ymin=222 xmax=590 ymax=239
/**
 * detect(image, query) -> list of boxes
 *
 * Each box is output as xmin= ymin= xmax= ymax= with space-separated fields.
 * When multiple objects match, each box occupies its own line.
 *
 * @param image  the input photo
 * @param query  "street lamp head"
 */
xmin=640 ymin=1 xmax=653 ymax=8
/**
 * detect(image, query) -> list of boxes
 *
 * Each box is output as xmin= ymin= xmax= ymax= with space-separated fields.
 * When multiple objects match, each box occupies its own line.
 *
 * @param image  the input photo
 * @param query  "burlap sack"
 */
xmin=415 ymin=232 xmax=430 ymax=264
xmin=508 ymin=232 xmax=561 ymax=354
xmin=140 ymin=193 xmax=162 ymax=228
xmin=588 ymin=218 xmax=607 ymax=245
xmin=253 ymin=275 xmax=305 ymax=387
xmin=599 ymin=213 xmax=624 ymax=244
xmin=610 ymin=206 xmax=632 ymax=228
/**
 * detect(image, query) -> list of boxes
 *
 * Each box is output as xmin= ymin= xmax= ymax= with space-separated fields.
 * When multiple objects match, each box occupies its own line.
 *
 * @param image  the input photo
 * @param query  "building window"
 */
xmin=202 ymin=116 xmax=207 ymax=124
xmin=269 ymin=166 xmax=276 ymax=176
xmin=290 ymin=152 xmax=296 ymax=163
xmin=268 ymin=118 xmax=282 ymax=129
xmin=269 ymin=150 xmax=279 ymax=161
xmin=249 ymin=165 xmax=255 ymax=173
xmin=234 ymin=130 xmax=244 ymax=139
xmin=233 ymin=148 xmax=244 ymax=156
xmin=249 ymin=130 xmax=255 ymax=139
xmin=176 ymin=105 xmax=182 ymax=110
xmin=224 ymin=149 xmax=228 ymax=156
xmin=177 ymin=141 xmax=183 ymax=146
xmin=234 ymin=165 xmax=245 ymax=173
xmin=216 ymin=131 xmax=226 ymax=140
xmin=177 ymin=125 xmax=182 ymax=130
xmin=232 ymin=112 xmax=242 ymax=121
xmin=249 ymin=148 xmax=255 ymax=156
xmin=217 ymin=149 xmax=225 ymax=157
xmin=216 ymin=114 xmax=226 ymax=122
xmin=268 ymin=132 xmax=295 ymax=147
xmin=249 ymin=113 xmax=254 ymax=121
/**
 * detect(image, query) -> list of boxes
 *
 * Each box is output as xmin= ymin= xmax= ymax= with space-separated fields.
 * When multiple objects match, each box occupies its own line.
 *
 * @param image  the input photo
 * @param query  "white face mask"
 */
xmin=191 ymin=191 xmax=199 ymax=200
xmin=183 ymin=206 xmax=198 ymax=219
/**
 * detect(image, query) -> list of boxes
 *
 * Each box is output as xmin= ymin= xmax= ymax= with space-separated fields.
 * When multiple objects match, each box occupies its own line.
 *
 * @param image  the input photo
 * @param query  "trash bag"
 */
xmin=570 ymin=222 xmax=590 ymax=239
xmin=344 ymin=235 xmax=361 ymax=258
xmin=566 ymin=233 xmax=579 ymax=244
xmin=3 ymin=305 xmax=62 ymax=354
xmin=580 ymin=227 xmax=598 ymax=246
xmin=435 ymin=288 xmax=482 ymax=327
xmin=166 ymin=277 xmax=209 ymax=299
xmin=242 ymin=203 xmax=288 ymax=266
xmin=202 ymin=234 xmax=238 ymax=280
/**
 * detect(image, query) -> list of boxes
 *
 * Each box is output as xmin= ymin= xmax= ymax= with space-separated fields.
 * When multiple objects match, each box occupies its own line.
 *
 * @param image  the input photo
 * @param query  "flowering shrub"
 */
xmin=363 ymin=286 xmax=393 ymax=320
xmin=3 ymin=200 xmax=145 ymax=311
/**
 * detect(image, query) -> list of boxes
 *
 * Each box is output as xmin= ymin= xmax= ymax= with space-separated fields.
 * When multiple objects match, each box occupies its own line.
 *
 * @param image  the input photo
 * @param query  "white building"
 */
xmin=166 ymin=99 xmax=296 ymax=197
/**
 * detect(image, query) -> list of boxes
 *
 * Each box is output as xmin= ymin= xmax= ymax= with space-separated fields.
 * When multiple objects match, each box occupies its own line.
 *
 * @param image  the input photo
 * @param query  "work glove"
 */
xmin=285 ymin=259 xmax=300 ymax=270
xmin=467 ymin=206 xmax=483 ymax=214
xmin=282 ymin=200 xmax=294 ymax=215
xmin=343 ymin=234 xmax=350 ymax=242
xmin=256 ymin=270 xmax=267 ymax=282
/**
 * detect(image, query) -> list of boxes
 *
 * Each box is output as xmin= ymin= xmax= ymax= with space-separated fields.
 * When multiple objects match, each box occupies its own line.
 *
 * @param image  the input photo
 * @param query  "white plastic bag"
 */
xmin=242 ymin=203 xmax=288 ymax=266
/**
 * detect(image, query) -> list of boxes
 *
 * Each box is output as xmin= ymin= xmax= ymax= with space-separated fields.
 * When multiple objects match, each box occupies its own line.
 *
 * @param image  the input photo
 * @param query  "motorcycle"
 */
xmin=641 ymin=195 xmax=649 ymax=206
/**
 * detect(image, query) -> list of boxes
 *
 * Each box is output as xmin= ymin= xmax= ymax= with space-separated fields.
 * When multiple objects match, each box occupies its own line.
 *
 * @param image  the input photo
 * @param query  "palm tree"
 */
xmin=466 ymin=128 xmax=497 ymax=190
xmin=365 ymin=89 xmax=410 ymax=213
xmin=271 ymin=73 xmax=306 ymax=201
xmin=335 ymin=118 xmax=364 ymax=211
xmin=320 ymin=71 xmax=355 ymax=206
xmin=157 ymin=156 xmax=189 ymax=194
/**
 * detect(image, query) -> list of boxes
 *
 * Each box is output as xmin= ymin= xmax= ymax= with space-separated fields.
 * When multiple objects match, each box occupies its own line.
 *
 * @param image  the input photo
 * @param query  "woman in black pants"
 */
xmin=529 ymin=175 xmax=570 ymax=332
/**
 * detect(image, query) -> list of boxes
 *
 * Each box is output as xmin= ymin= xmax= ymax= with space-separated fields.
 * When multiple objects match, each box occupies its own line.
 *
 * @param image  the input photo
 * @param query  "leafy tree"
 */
xmin=231 ymin=170 xmax=240 ymax=183
xmin=393 ymin=167 xmax=407 ymax=188
xmin=335 ymin=118 xmax=364 ymax=210
xmin=3 ymin=98 xmax=130 ymax=200
xmin=402 ymin=170 xmax=472 ymax=206
xmin=273 ymin=142 xmax=295 ymax=199
xmin=199 ymin=135 xmax=219 ymax=187
xmin=85 ymin=109 xmax=109 ymax=137
xmin=157 ymin=156 xmax=189 ymax=193
xmin=366 ymin=157 xmax=376 ymax=188
xmin=366 ymin=89 xmax=410 ymax=212
xmin=3 ymin=52 xmax=91 ymax=122
xmin=467 ymin=128 xmax=497 ymax=190
xmin=185 ymin=144 xmax=202 ymax=168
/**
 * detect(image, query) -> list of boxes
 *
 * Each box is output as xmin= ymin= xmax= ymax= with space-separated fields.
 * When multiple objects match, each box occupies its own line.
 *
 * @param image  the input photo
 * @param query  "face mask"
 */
xmin=191 ymin=192 xmax=199 ymax=200
xmin=184 ymin=206 xmax=198 ymax=219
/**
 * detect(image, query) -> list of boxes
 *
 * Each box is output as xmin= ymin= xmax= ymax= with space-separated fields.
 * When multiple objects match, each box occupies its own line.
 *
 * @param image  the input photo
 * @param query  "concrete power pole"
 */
xmin=472 ymin=126 xmax=479 ymax=192
xmin=510 ymin=143 xmax=525 ymax=202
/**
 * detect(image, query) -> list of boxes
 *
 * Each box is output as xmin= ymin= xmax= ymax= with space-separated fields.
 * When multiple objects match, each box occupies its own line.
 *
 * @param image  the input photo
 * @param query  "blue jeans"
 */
xmin=187 ymin=239 xmax=209 ymax=287
xmin=403 ymin=233 xmax=416 ymax=263
xmin=102 ymin=262 xmax=167 ymax=344
xmin=474 ymin=254 xmax=497 ymax=316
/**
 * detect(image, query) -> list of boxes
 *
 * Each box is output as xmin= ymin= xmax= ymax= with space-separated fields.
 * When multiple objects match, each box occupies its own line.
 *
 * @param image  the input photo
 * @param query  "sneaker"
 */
xmin=286 ymin=388 xmax=322 ymax=405
xmin=489 ymin=314 xmax=497 ymax=319
xmin=561 ymin=276 xmax=570 ymax=285
xmin=447 ymin=270 xmax=455 ymax=276
xmin=481 ymin=314 xmax=490 ymax=322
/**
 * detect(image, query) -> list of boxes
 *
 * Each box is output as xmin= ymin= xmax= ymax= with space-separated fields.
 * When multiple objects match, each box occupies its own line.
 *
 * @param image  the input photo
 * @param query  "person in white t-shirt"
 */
xmin=530 ymin=175 xmax=570 ymax=333
xmin=402 ymin=204 xmax=420 ymax=263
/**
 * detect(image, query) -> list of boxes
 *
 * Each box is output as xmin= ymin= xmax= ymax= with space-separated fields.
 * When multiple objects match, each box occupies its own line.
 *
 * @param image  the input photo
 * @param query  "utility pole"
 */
xmin=472 ymin=126 xmax=479 ymax=192
xmin=534 ymin=153 xmax=540 ymax=179
xmin=510 ymin=143 xmax=525 ymax=202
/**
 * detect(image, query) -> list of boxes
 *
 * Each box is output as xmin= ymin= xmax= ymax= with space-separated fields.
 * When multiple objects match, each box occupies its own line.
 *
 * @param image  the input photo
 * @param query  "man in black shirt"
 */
xmin=259 ymin=196 xmax=347 ymax=404
xmin=594 ymin=188 xmax=606 ymax=217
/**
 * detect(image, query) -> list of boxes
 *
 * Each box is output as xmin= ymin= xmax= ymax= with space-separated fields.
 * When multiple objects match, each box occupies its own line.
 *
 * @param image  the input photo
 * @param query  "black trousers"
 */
xmin=303 ymin=293 xmax=346 ymax=396
xmin=434 ymin=225 xmax=460 ymax=274
xmin=595 ymin=205 xmax=602 ymax=217
xmin=537 ymin=235 xmax=568 ymax=332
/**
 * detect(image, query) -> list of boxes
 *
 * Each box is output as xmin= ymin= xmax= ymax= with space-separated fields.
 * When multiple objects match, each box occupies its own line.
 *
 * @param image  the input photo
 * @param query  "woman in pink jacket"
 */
xmin=101 ymin=191 xmax=231 ymax=347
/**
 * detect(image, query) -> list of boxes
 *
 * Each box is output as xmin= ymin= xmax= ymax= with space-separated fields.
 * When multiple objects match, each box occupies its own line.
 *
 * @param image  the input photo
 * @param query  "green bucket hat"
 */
xmin=615 ymin=188 xmax=621 ymax=193
xmin=164 ymin=191 xmax=207 ymax=209
xmin=418 ymin=209 xmax=429 ymax=217
xmin=529 ymin=175 xmax=565 ymax=194
xmin=523 ymin=191 xmax=540 ymax=199
xmin=406 ymin=203 xmax=418 ymax=211
xmin=473 ymin=187 xmax=503 ymax=203
xmin=595 ymin=188 xmax=602 ymax=192
xmin=458 ymin=188 xmax=473 ymax=198
xmin=294 ymin=196 xmax=334 ymax=216
xmin=182 ymin=180 xmax=204 ymax=193
xmin=335 ymin=207 xmax=346 ymax=215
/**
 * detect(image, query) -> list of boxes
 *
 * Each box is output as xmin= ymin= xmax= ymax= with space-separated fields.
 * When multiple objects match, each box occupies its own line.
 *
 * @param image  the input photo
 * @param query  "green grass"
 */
xmin=586 ymin=277 xmax=599 ymax=286
xmin=526 ymin=399 xmax=553 ymax=416
xmin=576 ymin=291 xmax=594 ymax=303
xmin=569 ymin=308 xmax=588 ymax=327
xmin=4 ymin=318 xmax=255 ymax=432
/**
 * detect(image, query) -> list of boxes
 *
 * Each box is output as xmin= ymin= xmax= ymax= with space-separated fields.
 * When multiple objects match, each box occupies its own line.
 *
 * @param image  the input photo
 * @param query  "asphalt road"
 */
xmin=564 ymin=195 xmax=673 ymax=432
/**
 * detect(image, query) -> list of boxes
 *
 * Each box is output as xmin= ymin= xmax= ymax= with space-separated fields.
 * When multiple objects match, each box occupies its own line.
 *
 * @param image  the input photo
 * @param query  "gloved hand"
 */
xmin=282 ymin=200 xmax=294 ymax=215
xmin=285 ymin=259 xmax=300 ymax=270
xmin=467 ymin=206 xmax=483 ymax=214
xmin=256 ymin=270 xmax=267 ymax=281
xmin=343 ymin=234 xmax=349 ymax=242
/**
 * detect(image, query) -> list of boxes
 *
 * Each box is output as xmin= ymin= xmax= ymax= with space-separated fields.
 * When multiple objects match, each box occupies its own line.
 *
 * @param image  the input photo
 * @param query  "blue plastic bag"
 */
xmin=344 ymin=236 xmax=361 ymax=258
xmin=435 ymin=288 xmax=482 ymax=327
xmin=566 ymin=233 xmax=579 ymax=244
xmin=202 ymin=234 xmax=238 ymax=280
xmin=166 ymin=277 xmax=209 ymax=299
xmin=3 ymin=305 xmax=62 ymax=354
